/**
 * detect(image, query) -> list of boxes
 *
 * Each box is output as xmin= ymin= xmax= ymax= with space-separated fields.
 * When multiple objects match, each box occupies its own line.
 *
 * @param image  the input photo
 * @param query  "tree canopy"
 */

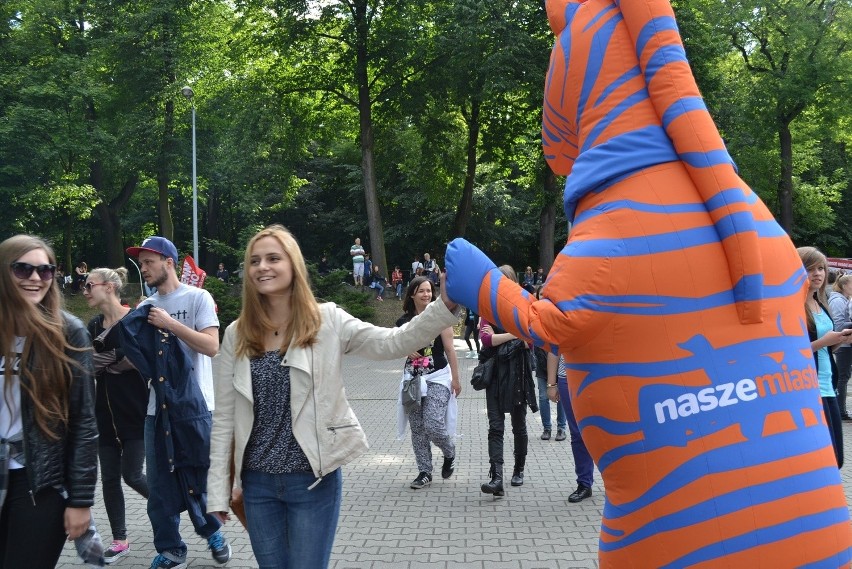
xmin=2 ymin=0 xmax=850 ymax=277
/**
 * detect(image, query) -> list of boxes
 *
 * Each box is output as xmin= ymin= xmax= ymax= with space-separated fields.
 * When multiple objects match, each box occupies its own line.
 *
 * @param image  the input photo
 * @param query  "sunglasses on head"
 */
xmin=10 ymin=262 xmax=56 ymax=281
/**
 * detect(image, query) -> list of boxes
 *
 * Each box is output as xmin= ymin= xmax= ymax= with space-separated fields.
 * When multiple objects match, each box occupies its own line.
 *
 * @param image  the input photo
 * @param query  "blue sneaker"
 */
xmin=149 ymin=554 xmax=187 ymax=569
xmin=207 ymin=531 xmax=232 ymax=564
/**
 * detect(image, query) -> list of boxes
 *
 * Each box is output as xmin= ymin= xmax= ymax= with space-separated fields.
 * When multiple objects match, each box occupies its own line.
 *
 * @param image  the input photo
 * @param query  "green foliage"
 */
xmin=309 ymin=266 xmax=375 ymax=321
xmin=4 ymin=0 xmax=852 ymax=268
xmin=202 ymin=276 xmax=242 ymax=337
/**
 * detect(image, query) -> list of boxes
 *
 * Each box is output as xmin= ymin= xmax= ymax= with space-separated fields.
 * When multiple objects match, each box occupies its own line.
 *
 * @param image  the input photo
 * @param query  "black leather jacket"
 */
xmin=20 ymin=312 xmax=98 ymax=507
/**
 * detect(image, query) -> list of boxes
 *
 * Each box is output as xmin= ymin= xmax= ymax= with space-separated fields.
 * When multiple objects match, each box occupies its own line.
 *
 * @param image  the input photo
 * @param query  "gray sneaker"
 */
xmin=207 ymin=531 xmax=231 ymax=564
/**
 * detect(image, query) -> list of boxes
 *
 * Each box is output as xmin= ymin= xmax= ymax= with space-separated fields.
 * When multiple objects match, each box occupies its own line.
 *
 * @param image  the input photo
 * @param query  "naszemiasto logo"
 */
xmin=625 ymin=334 xmax=822 ymax=448
xmin=652 ymin=364 xmax=819 ymax=425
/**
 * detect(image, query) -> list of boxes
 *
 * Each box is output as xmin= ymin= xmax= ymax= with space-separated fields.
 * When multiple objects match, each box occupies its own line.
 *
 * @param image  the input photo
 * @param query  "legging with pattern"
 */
xmin=407 ymin=382 xmax=454 ymax=473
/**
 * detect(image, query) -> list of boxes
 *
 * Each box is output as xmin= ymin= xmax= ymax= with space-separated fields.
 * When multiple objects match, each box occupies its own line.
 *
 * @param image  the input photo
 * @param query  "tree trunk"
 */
xmin=206 ymin=185 xmax=220 ymax=273
xmin=777 ymin=115 xmax=794 ymax=234
xmin=452 ymin=99 xmax=481 ymax=238
xmin=538 ymin=162 xmax=560 ymax=273
xmin=157 ymin=98 xmax=175 ymax=241
xmin=354 ymin=0 xmax=387 ymax=276
xmin=91 ymin=169 xmax=139 ymax=268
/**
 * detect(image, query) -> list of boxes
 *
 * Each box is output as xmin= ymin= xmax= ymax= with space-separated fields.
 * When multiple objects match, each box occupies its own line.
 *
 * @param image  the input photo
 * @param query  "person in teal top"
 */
xmin=798 ymin=246 xmax=851 ymax=468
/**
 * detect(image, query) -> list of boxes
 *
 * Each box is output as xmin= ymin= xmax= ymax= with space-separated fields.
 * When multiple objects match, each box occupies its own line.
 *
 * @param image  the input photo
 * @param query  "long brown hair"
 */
xmin=402 ymin=276 xmax=435 ymax=318
xmin=798 ymin=246 xmax=829 ymax=332
xmin=0 ymin=235 xmax=79 ymax=439
xmin=235 ymin=225 xmax=321 ymax=358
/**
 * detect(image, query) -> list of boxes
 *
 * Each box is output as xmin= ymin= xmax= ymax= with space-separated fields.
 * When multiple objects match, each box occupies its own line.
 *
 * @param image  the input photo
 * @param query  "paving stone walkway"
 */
xmin=57 ymin=339 xmax=852 ymax=568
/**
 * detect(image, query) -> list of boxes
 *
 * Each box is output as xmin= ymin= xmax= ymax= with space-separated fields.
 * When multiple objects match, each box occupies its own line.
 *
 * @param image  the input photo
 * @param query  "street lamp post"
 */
xmin=181 ymin=86 xmax=198 ymax=261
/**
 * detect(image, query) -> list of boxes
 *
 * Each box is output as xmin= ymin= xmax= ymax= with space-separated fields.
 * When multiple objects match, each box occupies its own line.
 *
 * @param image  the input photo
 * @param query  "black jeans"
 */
xmin=485 ymin=391 xmax=527 ymax=467
xmin=0 ymin=469 xmax=67 ymax=569
xmin=822 ymin=396 xmax=844 ymax=469
xmin=99 ymin=439 xmax=149 ymax=540
xmin=464 ymin=324 xmax=480 ymax=352
xmin=834 ymin=348 xmax=852 ymax=417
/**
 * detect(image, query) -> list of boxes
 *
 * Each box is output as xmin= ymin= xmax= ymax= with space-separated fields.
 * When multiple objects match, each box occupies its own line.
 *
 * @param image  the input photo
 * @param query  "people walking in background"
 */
xmin=73 ymin=260 xmax=89 ymax=293
xmin=125 ymin=236 xmax=231 ymax=569
xmin=534 ymin=346 xmax=566 ymax=441
xmin=396 ymin=276 xmax=461 ymax=490
xmin=391 ymin=266 xmax=404 ymax=299
xmin=318 ymin=255 xmax=330 ymax=275
xmin=533 ymin=267 xmax=546 ymax=292
xmin=828 ymin=272 xmax=852 ymax=420
xmin=208 ymin=225 xmax=460 ymax=569
xmin=368 ymin=264 xmax=386 ymax=301
xmin=522 ymin=267 xmax=534 ymax=288
xmin=0 ymin=235 xmax=98 ymax=568
xmin=798 ymin=247 xmax=850 ymax=468
xmin=548 ymin=353 xmax=594 ymax=503
xmin=83 ymin=266 xmax=150 ymax=563
xmin=363 ymin=253 xmax=372 ymax=284
xmin=463 ymin=307 xmax=480 ymax=359
xmin=216 ymin=263 xmax=229 ymax=282
xmin=411 ymin=255 xmax=423 ymax=278
xmin=350 ymin=238 xmax=365 ymax=287
xmin=423 ymin=254 xmax=439 ymax=288
xmin=478 ymin=265 xmax=538 ymax=496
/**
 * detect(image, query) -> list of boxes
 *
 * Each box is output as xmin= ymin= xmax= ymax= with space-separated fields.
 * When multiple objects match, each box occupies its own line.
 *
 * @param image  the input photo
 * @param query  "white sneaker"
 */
xmin=467 ymin=351 xmax=475 ymax=359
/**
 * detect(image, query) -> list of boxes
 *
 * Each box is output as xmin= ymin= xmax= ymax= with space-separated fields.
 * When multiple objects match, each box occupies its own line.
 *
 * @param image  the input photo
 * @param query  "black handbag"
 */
xmin=470 ymin=357 xmax=494 ymax=391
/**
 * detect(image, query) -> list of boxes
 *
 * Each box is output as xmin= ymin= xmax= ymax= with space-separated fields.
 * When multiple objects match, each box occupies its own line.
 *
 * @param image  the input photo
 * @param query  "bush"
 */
xmin=309 ymin=266 xmax=374 ymax=321
xmin=203 ymin=277 xmax=242 ymax=337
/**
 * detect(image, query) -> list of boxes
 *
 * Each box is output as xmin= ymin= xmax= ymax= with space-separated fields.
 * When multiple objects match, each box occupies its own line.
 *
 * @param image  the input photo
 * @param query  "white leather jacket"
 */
xmin=207 ymin=299 xmax=459 ymax=511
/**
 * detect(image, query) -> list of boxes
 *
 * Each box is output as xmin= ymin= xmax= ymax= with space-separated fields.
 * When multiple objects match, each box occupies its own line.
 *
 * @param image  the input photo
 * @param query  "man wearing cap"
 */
xmin=126 ymin=236 xmax=231 ymax=569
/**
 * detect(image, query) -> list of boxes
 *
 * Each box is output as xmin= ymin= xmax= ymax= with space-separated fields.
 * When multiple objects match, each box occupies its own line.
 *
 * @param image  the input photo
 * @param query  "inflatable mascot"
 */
xmin=444 ymin=0 xmax=852 ymax=566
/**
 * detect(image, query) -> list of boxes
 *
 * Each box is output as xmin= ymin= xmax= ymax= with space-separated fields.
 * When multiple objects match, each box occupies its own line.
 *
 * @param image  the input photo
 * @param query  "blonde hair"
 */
xmin=236 ymin=225 xmax=321 ymax=357
xmin=0 ymin=235 xmax=80 ymax=439
xmin=833 ymin=273 xmax=852 ymax=296
xmin=797 ymin=246 xmax=829 ymax=331
xmin=498 ymin=264 xmax=518 ymax=283
xmin=88 ymin=266 xmax=129 ymax=298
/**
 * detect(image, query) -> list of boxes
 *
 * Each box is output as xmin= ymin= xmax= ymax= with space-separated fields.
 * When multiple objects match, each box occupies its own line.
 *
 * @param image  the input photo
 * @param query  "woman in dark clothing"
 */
xmin=798 ymin=247 xmax=851 ymax=468
xmin=463 ymin=307 xmax=480 ymax=359
xmin=84 ymin=266 xmax=149 ymax=563
xmin=478 ymin=265 xmax=538 ymax=496
xmin=0 ymin=235 xmax=97 ymax=569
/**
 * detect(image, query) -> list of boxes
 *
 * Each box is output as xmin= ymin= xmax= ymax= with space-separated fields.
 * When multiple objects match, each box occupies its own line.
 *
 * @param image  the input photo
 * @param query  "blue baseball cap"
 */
xmin=126 ymin=236 xmax=179 ymax=264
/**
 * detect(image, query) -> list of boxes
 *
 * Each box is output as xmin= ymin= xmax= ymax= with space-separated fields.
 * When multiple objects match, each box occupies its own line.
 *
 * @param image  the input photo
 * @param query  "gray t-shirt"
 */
xmin=140 ymin=283 xmax=219 ymax=415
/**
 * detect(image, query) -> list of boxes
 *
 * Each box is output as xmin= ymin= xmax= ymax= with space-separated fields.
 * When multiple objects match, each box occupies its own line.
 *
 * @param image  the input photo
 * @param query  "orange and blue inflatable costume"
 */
xmin=445 ymin=0 xmax=852 ymax=566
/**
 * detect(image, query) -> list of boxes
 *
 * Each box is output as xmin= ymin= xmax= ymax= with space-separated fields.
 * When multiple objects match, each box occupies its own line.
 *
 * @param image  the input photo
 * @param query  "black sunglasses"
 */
xmin=10 ymin=262 xmax=56 ymax=281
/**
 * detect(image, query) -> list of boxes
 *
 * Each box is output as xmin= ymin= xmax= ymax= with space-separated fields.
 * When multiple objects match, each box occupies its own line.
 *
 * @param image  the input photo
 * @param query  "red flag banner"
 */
xmin=180 ymin=256 xmax=206 ymax=288
xmin=827 ymin=258 xmax=852 ymax=270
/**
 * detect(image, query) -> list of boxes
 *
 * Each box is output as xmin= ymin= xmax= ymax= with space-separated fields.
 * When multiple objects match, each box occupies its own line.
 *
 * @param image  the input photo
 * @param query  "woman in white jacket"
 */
xmin=207 ymin=225 xmax=459 ymax=569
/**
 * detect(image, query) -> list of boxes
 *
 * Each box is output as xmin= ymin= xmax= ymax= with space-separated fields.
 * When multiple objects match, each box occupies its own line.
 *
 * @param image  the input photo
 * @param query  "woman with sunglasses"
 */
xmin=83 ymin=267 xmax=149 ymax=563
xmin=0 ymin=235 xmax=97 ymax=568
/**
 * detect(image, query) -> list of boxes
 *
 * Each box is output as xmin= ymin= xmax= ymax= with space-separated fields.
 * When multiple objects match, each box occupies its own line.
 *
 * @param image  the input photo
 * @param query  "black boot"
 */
xmin=511 ymin=454 xmax=526 ymax=486
xmin=481 ymin=464 xmax=504 ymax=497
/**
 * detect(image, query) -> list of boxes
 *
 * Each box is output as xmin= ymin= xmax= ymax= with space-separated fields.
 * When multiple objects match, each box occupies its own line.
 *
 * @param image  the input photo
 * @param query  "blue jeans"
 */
xmin=395 ymin=282 xmax=403 ymax=297
xmin=537 ymin=376 xmax=566 ymax=430
xmin=144 ymin=416 xmax=220 ymax=561
xmin=241 ymin=468 xmax=342 ymax=569
xmin=557 ymin=379 xmax=594 ymax=488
